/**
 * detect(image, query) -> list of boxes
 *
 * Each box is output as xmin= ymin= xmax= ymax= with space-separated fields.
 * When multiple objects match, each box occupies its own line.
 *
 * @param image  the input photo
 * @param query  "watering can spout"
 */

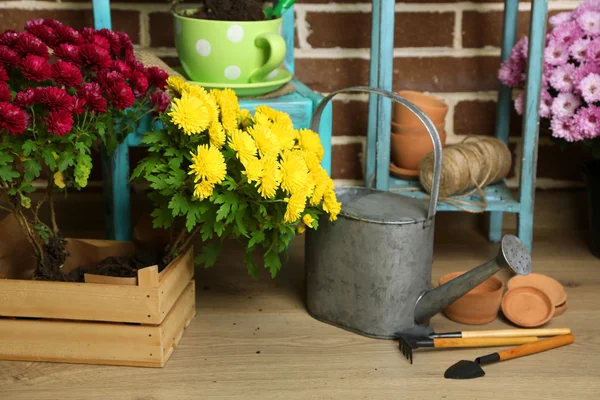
xmin=413 ymin=235 xmax=532 ymax=325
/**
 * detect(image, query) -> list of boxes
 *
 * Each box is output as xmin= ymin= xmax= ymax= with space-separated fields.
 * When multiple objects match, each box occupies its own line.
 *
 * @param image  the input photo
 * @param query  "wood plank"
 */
xmin=0 ymin=317 xmax=162 ymax=367
xmin=0 ymin=279 xmax=160 ymax=324
xmin=160 ymin=281 xmax=196 ymax=365
xmin=159 ymin=246 xmax=194 ymax=320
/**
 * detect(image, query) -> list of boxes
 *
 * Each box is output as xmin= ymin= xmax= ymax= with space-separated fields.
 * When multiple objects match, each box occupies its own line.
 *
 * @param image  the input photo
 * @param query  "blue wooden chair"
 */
xmin=93 ymin=0 xmax=333 ymax=241
xmin=366 ymin=0 xmax=547 ymax=251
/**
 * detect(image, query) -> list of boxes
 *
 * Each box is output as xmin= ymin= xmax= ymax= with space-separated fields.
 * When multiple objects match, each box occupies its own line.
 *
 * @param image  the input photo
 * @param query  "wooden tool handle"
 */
xmin=461 ymin=328 xmax=571 ymax=338
xmin=498 ymin=334 xmax=574 ymax=361
xmin=434 ymin=336 xmax=538 ymax=348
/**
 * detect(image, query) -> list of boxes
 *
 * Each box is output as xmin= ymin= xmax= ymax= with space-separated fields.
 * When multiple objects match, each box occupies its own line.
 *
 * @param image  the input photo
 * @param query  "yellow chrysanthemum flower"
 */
xmin=323 ymin=189 xmax=342 ymax=221
xmin=253 ymin=111 xmax=272 ymax=128
xmin=279 ymin=150 xmax=309 ymax=195
xmin=255 ymin=105 xmax=293 ymax=129
xmin=243 ymin=156 xmax=263 ymax=184
xmin=298 ymin=129 xmax=325 ymax=161
xmin=302 ymin=150 xmax=322 ymax=172
xmin=211 ymin=88 xmax=240 ymax=134
xmin=256 ymin=155 xmax=281 ymax=199
xmin=209 ymin=121 xmax=226 ymax=149
xmin=228 ymin=129 xmax=258 ymax=167
xmin=248 ymin=125 xmax=280 ymax=158
xmin=240 ymin=109 xmax=253 ymax=129
xmin=302 ymin=214 xmax=315 ymax=228
xmin=193 ymin=180 xmax=215 ymax=200
xmin=169 ymin=93 xmax=211 ymax=135
xmin=166 ymin=76 xmax=187 ymax=97
xmin=270 ymin=120 xmax=297 ymax=151
xmin=188 ymin=144 xmax=227 ymax=185
xmin=296 ymin=225 xmax=306 ymax=234
xmin=309 ymin=166 xmax=334 ymax=206
xmin=185 ymin=84 xmax=219 ymax=124
xmin=284 ymin=192 xmax=307 ymax=223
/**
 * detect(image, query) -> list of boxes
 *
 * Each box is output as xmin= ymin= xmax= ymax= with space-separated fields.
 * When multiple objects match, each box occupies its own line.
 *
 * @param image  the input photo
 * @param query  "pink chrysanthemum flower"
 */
xmin=544 ymin=40 xmax=569 ymax=65
xmin=574 ymin=105 xmax=600 ymax=139
xmin=549 ymin=63 xmax=575 ymax=92
xmin=577 ymin=10 xmax=600 ymax=35
xmin=573 ymin=63 xmax=600 ymax=92
xmin=579 ymin=73 xmax=600 ymax=103
xmin=551 ymin=92 xmax=582 ymax=120
xmin=549 ymin=11 xmax=573 ymax=27
xmin=551 ymin=117 xmax=580 ymax=142
xmin=540 ymin=90 xmax=554 ymax=119
xmin=514 ymin=92 xmax=524 ymax=115
xmin=551 ymin=21 xmax=583 ymax=46
xmin=569 ymin=38 xmax=591 ymax=62
xmin=587 ymin=40 xmax=600 ymax=63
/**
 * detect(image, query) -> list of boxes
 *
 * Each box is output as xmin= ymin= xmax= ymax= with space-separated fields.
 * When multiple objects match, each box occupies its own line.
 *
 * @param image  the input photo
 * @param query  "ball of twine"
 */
xmin=419 ymin=137 xmax=512 ymax=198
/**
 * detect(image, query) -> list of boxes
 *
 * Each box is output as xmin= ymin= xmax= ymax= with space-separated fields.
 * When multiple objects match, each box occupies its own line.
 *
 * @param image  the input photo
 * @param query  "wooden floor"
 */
xmin=1 ymin=189 xmax=600 ymax=399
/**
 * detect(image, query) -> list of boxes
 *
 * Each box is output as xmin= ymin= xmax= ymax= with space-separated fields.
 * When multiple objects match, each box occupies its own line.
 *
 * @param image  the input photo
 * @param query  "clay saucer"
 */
xmin=501 ymin=286 xmax=555 ymax=328
xmin=554 ymin=301 xmax=567 ymax=317
xmin=389 ymin=163 xmax=419 ymax=180
xmin=507 ymin=273 xmax=567 ymax=307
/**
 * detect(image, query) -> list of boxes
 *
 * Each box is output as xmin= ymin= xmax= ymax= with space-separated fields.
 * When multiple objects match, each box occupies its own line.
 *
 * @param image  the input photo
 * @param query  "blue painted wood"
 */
xmin=366 ymin=0 xmax=382 ymax=187
xmin=92 ymin=0 xmax=112 ymax=30
xmin=282 ymin=6 xmax=295 ymax=74
xmin=518 ymin=0 xmax=548 ymax=251
xmin=489 ymin=0 xmax=519 ymax=244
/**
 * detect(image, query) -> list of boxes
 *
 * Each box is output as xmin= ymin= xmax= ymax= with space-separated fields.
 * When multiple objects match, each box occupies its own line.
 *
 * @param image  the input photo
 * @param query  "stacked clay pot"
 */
xmin=390 ymin=90 xmax=448 ymax=180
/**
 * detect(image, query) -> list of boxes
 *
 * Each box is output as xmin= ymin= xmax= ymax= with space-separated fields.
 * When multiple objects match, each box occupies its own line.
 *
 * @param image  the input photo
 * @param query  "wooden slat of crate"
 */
xmin=0 ymin=281 xmax=196 ymax=367
xmin=0 ymin=245 xmax=194 ymax=325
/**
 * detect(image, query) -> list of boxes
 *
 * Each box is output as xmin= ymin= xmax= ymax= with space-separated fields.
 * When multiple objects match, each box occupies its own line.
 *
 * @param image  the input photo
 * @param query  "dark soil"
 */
xmin=85 ymin=246 xmax=165 ymax=278
xmin=33 ymin=237 xmax=69 ymax=282
xmin=190 ymin=0 xmax=265 ymax=21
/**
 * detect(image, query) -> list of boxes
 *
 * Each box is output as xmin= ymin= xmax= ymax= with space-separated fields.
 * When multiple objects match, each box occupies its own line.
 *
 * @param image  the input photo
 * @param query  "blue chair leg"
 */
xmin=102 ymin=141 xmax=132 ymax=241
xmin=317 ymin=101 xmax=333 ymax=176
xmin=489 ymin=211 xmax=504 ymax=243
xmin=517 ymin=0 xmax=548 ymax=252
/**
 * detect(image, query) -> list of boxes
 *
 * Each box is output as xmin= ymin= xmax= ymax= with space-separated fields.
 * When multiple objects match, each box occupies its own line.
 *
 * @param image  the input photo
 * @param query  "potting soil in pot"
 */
xmin=188 ymin=0 xmax=265 ymax=21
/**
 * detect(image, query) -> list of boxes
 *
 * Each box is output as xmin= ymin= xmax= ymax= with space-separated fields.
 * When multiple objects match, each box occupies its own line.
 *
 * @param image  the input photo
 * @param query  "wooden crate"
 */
xmin=0 ymin=238 xmax=196 ymax=367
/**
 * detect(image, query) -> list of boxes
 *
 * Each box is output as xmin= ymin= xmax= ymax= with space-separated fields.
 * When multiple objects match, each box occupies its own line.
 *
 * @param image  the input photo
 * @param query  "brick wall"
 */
xmin=0 ymin=0 xmax=589 ymax=188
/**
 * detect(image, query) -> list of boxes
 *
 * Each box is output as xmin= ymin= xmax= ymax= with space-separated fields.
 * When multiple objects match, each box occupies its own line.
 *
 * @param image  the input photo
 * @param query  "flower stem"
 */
xmin=178 ymin=224 xmax=201 ymax=255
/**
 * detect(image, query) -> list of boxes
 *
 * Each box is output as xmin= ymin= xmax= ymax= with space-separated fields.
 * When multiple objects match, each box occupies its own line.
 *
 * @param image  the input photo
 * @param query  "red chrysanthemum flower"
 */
xmin=0 ymin=30 xmax=21 ymax=46
xmin=51 ymin=61 xmax=83 ymax=88
xmin=54 ymin=25 xmax=83 ymax=45
xmin=77 ymin=82 xmax=107 ymax=113
xmin=80 ymin=43 xmax=111 ymax=69
xmin=96 ymin=29 xmax=121 ymax=56
xmin=118 ymin=32 xmax=134 ymax=55
xmin=39 ymin=87 xmax=74 ymax=111
xmin=106 ymin=81 xmax=135 ymax=110
xmin=53 ymin=43 xmax=82 ymax=64
xmin=111 ymin=60 xmax=132 ymax=78
xmin=79 ymin=27 xmax=96 ymax=41
xmin=14 ymin=32 xmax=50 ymax=59
xmin=70 ymin=97 xmax=87 ymax=115
xmin=29 ymin=18 xmax=64 ymax=30
xmin=0 ymin=83 xmax=11 ymax=103
xmin=25 ymin=24 xmax=58 ymax=47
xmin=0 ymin=102 xmax=28 ymax=135
xmin=25 ymin=18 xmax=45 ymax=29
xmin=0 ymin=45 xmax=21 ymax=65
xmin=150 ymin=90 xmax=170 ymax=114
xmin=13 ymin=88 xmax=41 ymax=108
xmin=0 ymin=65 xmax=8 ymax=82
xmin=131 ymin=70 xmax=149 ymax=98
xmin=45 ymin=109 xmax=73 ymax=136
xmin=146 ymin=66 xmax=168 ymax=90
xmin=90 ymin=35 xmax=111 ymax=52
xmin=97 ymin=70 xmax=125 ymax=90
xmin=125 ymin=50 xmax=145 ymax=72
xmin=21 ymin=55 xmax=52 ymax=82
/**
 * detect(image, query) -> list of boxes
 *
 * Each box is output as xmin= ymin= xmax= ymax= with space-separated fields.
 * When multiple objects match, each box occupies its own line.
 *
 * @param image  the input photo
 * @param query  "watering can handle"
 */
xmin=310 ymin=86 xmax=442 ymax=222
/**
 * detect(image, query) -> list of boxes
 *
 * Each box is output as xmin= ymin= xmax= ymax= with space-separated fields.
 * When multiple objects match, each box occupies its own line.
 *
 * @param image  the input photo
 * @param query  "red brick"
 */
xmin=296 ymin=56 xmax=502 ymax=93
xmin=0 ymin=9 xmax=140 ymax=44
xmin=331 ymin=100 xmax=369 ymax=136
xmin=454 ymin=100 xmax=523 ymax=137
xmin=331 ymin=143 xmax=363 ymax=180
xmin=149 ymin=12 xmax=175 ymax=48
xmin=305 ymin=12 xmax=454 ymax=48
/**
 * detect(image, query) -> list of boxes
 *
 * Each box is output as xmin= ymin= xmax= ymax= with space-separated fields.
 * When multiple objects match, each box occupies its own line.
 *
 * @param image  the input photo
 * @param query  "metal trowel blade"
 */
xmin=444 ymin=360 xmax=485 ymax=380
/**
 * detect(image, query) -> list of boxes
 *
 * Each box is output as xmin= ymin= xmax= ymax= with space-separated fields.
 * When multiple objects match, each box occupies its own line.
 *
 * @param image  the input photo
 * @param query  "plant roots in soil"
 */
xmin=33 ymin=237 xmax=69 ymax=282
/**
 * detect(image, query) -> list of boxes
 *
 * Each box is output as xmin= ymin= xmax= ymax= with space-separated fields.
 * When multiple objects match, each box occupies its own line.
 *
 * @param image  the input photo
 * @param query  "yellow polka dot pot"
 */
xmin=173 ymin=10 xmax=287 ymax=85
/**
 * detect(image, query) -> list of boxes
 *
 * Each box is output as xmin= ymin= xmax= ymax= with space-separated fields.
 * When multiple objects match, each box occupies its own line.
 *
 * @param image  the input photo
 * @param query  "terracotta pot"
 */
xmin=438 ymin=271 xmax=504 ymax=325
xmin=393 ymin=90 xmax=448 ymax=127
xmin=390 ymin=123 xmax=446 ymax=171
xmin=501 ymin=286 xmax=555 ymax=328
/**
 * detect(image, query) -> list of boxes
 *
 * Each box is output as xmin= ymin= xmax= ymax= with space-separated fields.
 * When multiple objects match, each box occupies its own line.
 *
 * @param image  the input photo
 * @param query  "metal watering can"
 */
xmin=305 ymin=87 xmax=532 ymax=339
